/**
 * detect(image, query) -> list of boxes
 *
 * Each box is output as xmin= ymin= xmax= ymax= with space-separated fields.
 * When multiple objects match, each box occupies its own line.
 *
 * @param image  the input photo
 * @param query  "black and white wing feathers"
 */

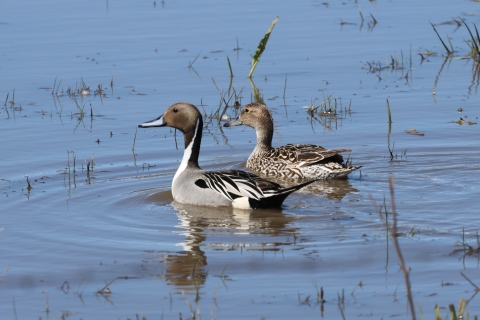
xmin=195 ymin=169 xmax=317 ymax=208
xmin=195 ymin=170 xmax=265 ymax=201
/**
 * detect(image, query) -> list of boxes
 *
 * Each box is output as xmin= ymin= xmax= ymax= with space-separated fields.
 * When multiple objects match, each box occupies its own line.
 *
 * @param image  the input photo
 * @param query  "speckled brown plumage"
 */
xmin=225 ymin=103 xmax=361 ymax=179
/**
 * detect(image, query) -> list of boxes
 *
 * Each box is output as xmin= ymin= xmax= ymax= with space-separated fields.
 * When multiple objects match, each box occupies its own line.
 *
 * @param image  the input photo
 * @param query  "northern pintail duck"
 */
xmin=224 ymin=103 xmax=361 ymax=179
xmin=138 ymin=102 xmax=316 ymax=209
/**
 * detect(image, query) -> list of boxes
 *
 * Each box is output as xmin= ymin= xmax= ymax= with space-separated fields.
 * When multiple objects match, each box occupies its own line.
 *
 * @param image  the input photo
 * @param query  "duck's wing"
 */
xmin=194 ymin=170 xmax=266 ymax=201
xmin=266 ymin=144 xmax=352 ymax=167
xmin=195 ymin=170 xmax=317 ymax=208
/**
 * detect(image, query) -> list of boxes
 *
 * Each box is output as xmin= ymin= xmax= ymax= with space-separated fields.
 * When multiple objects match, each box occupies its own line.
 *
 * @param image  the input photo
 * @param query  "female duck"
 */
xmin=138 ymin=102 xmax=315 ymax=209
xmin=224 ymin=103 xmax=361 ymax=179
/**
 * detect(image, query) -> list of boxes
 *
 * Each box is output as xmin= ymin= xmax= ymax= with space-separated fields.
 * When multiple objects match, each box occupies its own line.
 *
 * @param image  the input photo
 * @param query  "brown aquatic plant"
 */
xmin=3 ymin=93 xmax=10 ymax=119
xmin=457 ymin=229 xmax=480 ymax=257
xmin=430 ymin=22 xmax=453 ymax=55
xmin=132 ymin=127 xmax=138 ymax=151
xmin=212 ymin=77 xmax=235 ymax=124
xmin=386 ymin=99 xmax=392 ymax=124
xmin=460 ymin=18 xmax=480 ymax=61
xmin=187 ymin=51 xmax=201 ymax=69
xmin=25 ymin=176 xmax=32 ymax=191
xmin=226 ymin=55 xmax=233 ymax=78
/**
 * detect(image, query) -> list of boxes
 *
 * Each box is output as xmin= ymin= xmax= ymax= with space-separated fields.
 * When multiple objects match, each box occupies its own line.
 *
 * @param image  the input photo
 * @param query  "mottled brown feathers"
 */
xmin=226 ymin=103 xmax=361 ymax=179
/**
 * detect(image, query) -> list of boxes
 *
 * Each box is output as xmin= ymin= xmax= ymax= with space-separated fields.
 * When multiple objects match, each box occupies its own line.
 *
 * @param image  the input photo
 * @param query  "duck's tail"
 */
xmin=330 ymin=165 xmax=362 ymax=178
xmin=251 ymin=179 xmax=317 ymax=209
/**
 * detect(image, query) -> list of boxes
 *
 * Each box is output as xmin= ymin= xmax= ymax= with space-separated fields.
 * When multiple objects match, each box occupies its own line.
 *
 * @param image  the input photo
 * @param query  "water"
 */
xmin=1 ymin=0 xmax=479 ymax=319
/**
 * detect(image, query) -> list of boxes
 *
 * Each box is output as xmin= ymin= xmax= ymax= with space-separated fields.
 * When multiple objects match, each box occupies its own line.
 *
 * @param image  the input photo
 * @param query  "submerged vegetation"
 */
xmin=431 ymin=18 xmax=480 ymax=61
xmin=306 ymin=91 xmax=351 ymax=117
xmin=457 ymin=229 xmax=480 ymax=257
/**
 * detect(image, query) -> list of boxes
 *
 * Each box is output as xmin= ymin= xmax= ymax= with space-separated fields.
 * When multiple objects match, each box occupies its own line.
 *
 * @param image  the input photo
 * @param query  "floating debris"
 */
xmin=405 ymin=128 xmax=425 ymax=136
xmin=78 ymin=87 xmax=90 ymax=96
xmin=453 ymin=118 xmax=477 ymax=125
xmin=419 ymin=50 xmax=436 ymax=56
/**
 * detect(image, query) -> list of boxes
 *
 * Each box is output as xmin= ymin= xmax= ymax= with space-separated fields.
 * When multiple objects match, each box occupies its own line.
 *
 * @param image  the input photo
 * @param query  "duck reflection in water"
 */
xmin=153 ymin=202 xmax=298 ymax=292
xmin=142 ymin=175 xmax=358 ymax=292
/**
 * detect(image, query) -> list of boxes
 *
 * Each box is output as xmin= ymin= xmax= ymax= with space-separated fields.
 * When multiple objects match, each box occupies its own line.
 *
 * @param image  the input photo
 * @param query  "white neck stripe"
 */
xmin=172 ymin=118 xmax=200 ymax=186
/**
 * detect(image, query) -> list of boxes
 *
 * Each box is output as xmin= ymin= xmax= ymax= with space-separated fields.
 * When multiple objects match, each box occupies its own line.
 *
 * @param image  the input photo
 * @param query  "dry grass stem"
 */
xmin=371 ymin=177 xmax=416 ymax=320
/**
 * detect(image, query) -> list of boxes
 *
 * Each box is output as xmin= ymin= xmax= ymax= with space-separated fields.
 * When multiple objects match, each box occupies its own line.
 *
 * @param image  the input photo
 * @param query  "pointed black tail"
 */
xmin=250 ymin=179 xmax=318 ymax=209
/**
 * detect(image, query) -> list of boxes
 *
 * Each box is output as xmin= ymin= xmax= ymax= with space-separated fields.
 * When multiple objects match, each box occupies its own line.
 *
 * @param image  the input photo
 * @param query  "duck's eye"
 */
xmin=173 ymin=108 xmax=178 ymax=113
xmin=244 ymin=108 xmax=249 ymax=113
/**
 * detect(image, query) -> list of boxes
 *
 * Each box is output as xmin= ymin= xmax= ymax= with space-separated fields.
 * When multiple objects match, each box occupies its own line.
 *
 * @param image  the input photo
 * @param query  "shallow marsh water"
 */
xmin=1 ymin=0 xmax=479 ymax=319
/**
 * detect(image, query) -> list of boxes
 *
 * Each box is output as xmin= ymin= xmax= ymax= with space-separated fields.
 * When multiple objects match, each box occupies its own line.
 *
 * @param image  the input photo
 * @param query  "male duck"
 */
xmin=138 ymin=102 xmax=315 ymax=209
xmin=224 ymin=102 xmax=361 ymax=179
